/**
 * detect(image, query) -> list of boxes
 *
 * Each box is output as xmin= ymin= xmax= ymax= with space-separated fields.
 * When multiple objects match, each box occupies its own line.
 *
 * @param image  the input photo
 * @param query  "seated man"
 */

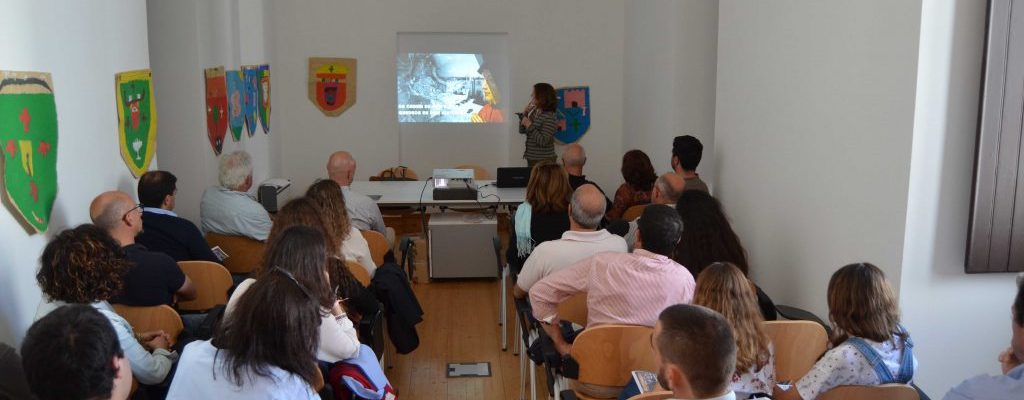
xmin=91 ymin=191 xmax=196 ymax=306
xmin=200 ymin=151 xmax=272 ymax=241
xmin=610 ymin=172 xmax=685 ymax=251
xmin=562 ymin=143 xmax=612 ymax=211
xmin=136 ymin=170 xmax=219 ymax=262
xmin=672 ymin=135 xmax=710 ymax=193
xmin=514 ymin=184 xmax=626 ymax=298
xmin=944 ymin=274 xmax=1024 ymax=399
xmin=21 ymin=304 xmax=133 ymax=400
xmin=327 ymin=151 xmax=395 ymax=246
xmin=530 ymin=204 xmax=695 ymax=354
xmin=654 ymin=304 xmax=741 ymax=400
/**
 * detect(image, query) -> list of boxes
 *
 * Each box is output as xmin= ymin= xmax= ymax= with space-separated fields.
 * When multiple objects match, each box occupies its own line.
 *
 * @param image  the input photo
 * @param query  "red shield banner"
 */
xmin=204 ymin=66 xmax=228 ymax=155
xmin=308 ymin=58 xmax=357 ymax=117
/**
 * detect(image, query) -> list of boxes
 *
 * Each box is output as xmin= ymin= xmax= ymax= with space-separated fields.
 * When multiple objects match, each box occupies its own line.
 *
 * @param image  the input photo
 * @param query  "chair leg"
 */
xmin=501 ymin=266 xmax=508 ymax=351
xmin=514 ymin=317 xmax=521 ymax=355
xmin=530 ymin=361 xmax=537 ymax=400
xmin=519 ymin=343 xmax=527 ymax=400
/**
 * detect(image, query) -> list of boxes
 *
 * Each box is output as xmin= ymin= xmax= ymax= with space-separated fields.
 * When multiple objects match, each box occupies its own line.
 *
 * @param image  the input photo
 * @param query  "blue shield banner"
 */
xmin=242 ymin=66 xmax=259 ymax=137
xmin=554 ymin=86 xmax=590 ymax=144
xmin=225 ymin=70 xmax=244 ymax=141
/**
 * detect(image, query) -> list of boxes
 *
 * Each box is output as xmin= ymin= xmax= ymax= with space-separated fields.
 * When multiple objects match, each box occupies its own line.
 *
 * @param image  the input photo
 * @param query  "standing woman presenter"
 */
xmin=520 ymin=83 xmax=559 ymax=167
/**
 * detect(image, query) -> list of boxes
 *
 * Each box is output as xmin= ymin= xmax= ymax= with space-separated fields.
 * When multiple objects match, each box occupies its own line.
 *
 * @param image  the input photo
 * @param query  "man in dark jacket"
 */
xmin=136 ymin=170 xmax=219 ymax=262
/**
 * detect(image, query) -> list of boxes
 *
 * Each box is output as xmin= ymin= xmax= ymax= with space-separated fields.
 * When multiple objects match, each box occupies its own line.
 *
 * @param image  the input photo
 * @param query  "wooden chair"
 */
xmin=176 ymin=261 xmax=233 ymax=312
xmin=570 ymin=325 xmax=658 ymax=400
xmin=622 ymin=204 xmax=648 ymax=222
xmin=346 ymin=260 xmax=372 ymax=286
xmin=205 ymin=232 xmax=265 ymax=274
xmin=360 ymin=229 xmax=389 ymax=266
xmin=627 ymin=391 xmax=674 ymax=400
xmin=762 ymin=320 xmax=829 ymax=382
xmin=558 ymin=292 xmax=588 ymax=327
xmin=454 ymin=164 xmax=491 ymax=180
xmin=818 ymin=384 xmax=919 ymax=400
xmin=112 ymin=304 xmax=184 ymax=346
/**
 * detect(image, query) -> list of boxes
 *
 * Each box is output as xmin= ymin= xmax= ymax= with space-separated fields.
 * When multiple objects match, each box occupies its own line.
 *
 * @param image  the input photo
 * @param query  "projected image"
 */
xmin=397 ymin=53 xmax=504 ymax=123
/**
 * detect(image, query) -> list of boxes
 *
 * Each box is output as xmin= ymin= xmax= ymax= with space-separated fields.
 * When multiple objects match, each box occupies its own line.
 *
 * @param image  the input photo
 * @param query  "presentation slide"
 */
xmin=397 ymin=53 xmax=504 ymax=123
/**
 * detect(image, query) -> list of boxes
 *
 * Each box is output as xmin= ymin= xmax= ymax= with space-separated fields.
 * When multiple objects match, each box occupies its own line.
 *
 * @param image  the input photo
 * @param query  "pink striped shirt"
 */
xmin=529 ymin=249 xmax=695 ymax=328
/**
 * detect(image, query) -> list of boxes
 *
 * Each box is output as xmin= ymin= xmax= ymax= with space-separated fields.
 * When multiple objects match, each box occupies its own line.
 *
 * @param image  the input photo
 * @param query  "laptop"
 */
xmin=496 ymin=167 xmax=531 ymax=188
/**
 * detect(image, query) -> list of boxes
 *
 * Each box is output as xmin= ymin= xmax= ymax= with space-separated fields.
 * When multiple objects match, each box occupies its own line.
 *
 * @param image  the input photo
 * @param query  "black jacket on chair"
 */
xmin=371 ymin=263 xmax=423 ymax=354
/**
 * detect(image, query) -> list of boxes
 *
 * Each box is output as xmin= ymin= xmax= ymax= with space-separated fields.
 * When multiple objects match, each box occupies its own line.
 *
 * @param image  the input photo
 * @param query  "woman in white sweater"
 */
xmin=225 ymin=200 xmax=361 ymax=362
xmin=307 ymin=179 xmax=377 ymax=277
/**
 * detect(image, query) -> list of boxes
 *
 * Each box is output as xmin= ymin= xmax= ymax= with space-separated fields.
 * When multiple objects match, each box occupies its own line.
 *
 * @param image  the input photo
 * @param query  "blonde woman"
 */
xmin=307 ymin=179 xmax=376 ymax=277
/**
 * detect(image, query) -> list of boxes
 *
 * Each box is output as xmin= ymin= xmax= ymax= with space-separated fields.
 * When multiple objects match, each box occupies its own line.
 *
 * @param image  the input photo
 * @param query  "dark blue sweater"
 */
xmin=137 ymin=211 xmax=219 ymax=263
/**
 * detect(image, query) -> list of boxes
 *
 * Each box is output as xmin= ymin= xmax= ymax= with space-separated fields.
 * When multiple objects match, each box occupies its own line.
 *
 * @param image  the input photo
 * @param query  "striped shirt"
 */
xmin=529 ymin=249 xmax=695 ymax=328
xmin=520 ymin=110 xmax=558 ymax=160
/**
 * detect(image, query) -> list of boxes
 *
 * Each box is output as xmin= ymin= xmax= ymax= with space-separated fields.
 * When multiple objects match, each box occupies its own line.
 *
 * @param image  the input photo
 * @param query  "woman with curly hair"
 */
xmin=34 ymin=224 xmax=177 ymax=385
xmin=306 ymin=179 xmax=376 ymax=276
xmin=607 ymin=149 xmax=657 ymax=220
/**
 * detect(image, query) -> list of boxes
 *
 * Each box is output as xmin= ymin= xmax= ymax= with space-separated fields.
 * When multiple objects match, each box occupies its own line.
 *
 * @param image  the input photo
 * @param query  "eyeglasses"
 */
xmin=121 ymin=203 xmax=143 ymax=221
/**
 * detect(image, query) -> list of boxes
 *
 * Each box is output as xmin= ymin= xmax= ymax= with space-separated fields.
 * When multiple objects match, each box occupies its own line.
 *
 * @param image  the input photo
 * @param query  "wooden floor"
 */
xmin=385 ymin=277 xmax=548 ymax=400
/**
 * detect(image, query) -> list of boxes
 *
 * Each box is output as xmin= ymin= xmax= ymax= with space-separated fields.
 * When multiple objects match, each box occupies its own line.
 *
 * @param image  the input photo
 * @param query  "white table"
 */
xmin=350 ymin=180 xmax=525 ymax=207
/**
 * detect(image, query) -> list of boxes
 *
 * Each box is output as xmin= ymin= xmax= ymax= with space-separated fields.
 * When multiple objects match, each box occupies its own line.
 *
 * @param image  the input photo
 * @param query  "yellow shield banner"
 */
xmin=115 ymin=69 xmax=157 ymax=177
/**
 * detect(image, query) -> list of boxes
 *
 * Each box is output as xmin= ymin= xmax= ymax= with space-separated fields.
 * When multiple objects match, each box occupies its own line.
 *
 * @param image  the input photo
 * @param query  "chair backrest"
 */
xmin=112 ymin=304 xmax=184 ymax=345
xmin=346 ymin=260 xmax=372 ymax=286
xmin=627 ymin=391 xmax=674 ymax=400
xmin=622 ymin=204 xmax=648 ymax=222
xmin=454 ymin=164 xmax=491 ymax=180
xmin=557 ymin=292 xmax=588 ymax=327
xmin=360 ymin=229 xmax=388 ymax=267
xmin=570 ymin=325 xmax=657 ymax=387
xmin=204 ymin=232 xmax=264 ymax=274
xmin=818 ymin=384 xmax=919 ymax=400
xmin=762 ymin=320 xmax=829 ymax=382
xmin=177 ymin=261 xmax=233 ymax=312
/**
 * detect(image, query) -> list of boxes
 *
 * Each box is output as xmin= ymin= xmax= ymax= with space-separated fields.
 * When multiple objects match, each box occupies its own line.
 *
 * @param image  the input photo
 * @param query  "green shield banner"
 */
xmin=0 ymin=71 xmax=58 ymax=234
xmin=116 ymin=69 xmax=157 ymax=177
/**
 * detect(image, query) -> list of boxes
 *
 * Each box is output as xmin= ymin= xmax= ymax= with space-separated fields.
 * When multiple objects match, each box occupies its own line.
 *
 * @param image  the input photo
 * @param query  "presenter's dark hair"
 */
xmin=533 ymin=83 xmax=557 ymax=112
xmin=657 ymin=304 xmax=736 ymax=398
xmin=637 ymin=204 xmax=683 ymax=256
xmin=137 ymin=170 xmax=177 ymax=208
xmin=37 ymin=224 xmax=130 ymax=303
xmin=673 ymin=190 xmax=749 ymax=276
xmin=526 ymin=161 xmax=572 ymax=214
xmin=21 ymin=304 xmax=124 ymax=400
xmin=621 ymin=150 xmax=657 ymax=192
xmin=672 ymin=135 xmax=704 ymax=171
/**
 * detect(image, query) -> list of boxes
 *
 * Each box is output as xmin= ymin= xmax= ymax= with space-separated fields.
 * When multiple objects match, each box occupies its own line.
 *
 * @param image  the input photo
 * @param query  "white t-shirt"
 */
xmin=341 ymin=226 xmax=377 ymax=277
xmin=796 ymin=334 xmax=917 ymax=399
xmin=167 ymin=340 xmax=319 ymax=400
xmin=515 ymin=229 xmax=628 ymax=293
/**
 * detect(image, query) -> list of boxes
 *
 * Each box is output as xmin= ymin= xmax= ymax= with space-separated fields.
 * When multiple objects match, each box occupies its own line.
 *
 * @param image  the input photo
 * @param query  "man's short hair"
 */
xmin=657 ymin=304 xmax=736 ymax=398
xmin=672 ymin=135 xmax=703 ymax=171
xmin=91 ymin=196 xmax=130 ymax=232
xmin=21 ymin=304 xmax=124 ymax=400
xmin=219 ymin=151 xmax=253 ymax=190
xmin=562 ymin=145 xmax=587 ymax=168
xmin=569 ymin=185 xmax=605 ymax=229
xmin=655 ymin=174 xmax=685 ymax=204
xmin=638 ymin=204 xmax=683 ymax=256
xmin=138 ymin=170 xmax=177 ymax=208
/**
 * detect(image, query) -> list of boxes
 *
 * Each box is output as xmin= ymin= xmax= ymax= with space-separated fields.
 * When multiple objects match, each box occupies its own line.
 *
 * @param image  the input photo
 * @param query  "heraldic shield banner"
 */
xmin=308 ymin=57 xmax=357 ymax=117
xmin=116 ymin=69 xmax=157 ymax=178
xmin=554 ymin=86 xmax=590 ymax=144
xmin=242 ymin=65 xmax=259 ymax=137
xmin=0 ymin=71 xmax=58 ymax=234
xmin=226 ymin=70 xmax=244 ymax=141
xmin=258 ymin=64 xmax=270 ymax=134
xmin=204 ymin=66 xmax=228 ymax=155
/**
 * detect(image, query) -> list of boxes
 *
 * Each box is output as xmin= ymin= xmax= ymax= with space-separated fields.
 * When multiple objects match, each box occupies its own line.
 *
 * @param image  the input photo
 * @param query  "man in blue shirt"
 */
xmin=200 ymin=151 xmax=273 ymax=241
xmin=944 ymin=274 xmax=1024 ymax=399
xmin=136 ymin=170 xmax=219 ymax=262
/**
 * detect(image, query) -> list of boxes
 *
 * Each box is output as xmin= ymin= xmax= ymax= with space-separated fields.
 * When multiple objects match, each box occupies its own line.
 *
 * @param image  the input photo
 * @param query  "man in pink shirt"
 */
xmin=529 ymin=204 xmax=695 ymax=356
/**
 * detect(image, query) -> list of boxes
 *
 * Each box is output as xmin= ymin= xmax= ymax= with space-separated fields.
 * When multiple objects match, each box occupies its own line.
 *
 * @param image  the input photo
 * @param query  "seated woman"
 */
xmin=674 ymin=190 xmax=777 ymax=320
xmin=606 ymin=149 xmax=656 ymax=221
xmin=508 ymin=160 xmax=572 ymax=268
xmin=307 ymin=179 xmax=377 ymax=276
xmin=168 ymin=233 xmax=324 ymax=399
xmin=774 ymin=263 xmax=917 ymax=400
xmin=226 ymin=221 xmax=361 ymax=363
xmin=35 ymin=224 xmax=177 ymax=386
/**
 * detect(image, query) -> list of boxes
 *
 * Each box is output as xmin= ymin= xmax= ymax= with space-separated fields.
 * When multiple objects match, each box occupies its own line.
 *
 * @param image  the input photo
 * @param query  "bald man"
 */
xmin=90 ymin=191 xmax=195 ymax=307
xmin=616 ymin=173 xmax=686 ymax=251
xmin=326 ymin=151 xmax=394 ymax=245
xmin=514 ymin=184 xmax=627 ymax=298
xmin=561 ymin=143 xmax=613 ymax=212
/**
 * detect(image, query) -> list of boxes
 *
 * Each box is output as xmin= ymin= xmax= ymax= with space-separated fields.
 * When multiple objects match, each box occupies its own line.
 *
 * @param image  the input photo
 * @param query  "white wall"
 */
xmin=624 ymin=0 xmax=718 ymax=181
xmin=147 ymin=0 xmax=278 ymax=224
xmin=714 ymin=0 xmax=922 ymax=319
xmin=0 ymin=0 xmax=152 ymax=345
xmin=899 ymin=0 xmax=1018 ymax=393
xmin=270 ymin=0 xmax=626 ymax=195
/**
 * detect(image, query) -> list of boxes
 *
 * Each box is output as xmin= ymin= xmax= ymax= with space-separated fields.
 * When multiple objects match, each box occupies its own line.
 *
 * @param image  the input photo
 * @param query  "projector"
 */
xmin=432 ymin=169 xmax=478 ymax=201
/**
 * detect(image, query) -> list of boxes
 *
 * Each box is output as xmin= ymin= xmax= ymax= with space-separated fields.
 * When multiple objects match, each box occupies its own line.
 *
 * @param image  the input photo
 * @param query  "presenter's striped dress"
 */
xmin=520 ymin=110 xmax=558 ymax=165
